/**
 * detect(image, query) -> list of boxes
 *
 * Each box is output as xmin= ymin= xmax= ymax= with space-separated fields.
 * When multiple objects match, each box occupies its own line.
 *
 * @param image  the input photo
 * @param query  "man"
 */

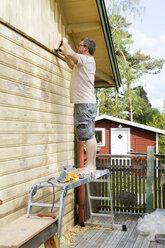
xmin=58 ymin=37 xmax=97 ymax=176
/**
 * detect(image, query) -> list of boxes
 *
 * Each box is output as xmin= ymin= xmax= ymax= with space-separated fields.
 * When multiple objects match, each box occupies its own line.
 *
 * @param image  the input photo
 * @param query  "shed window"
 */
xmin=95 ymin=128 xmax=105 ymax=146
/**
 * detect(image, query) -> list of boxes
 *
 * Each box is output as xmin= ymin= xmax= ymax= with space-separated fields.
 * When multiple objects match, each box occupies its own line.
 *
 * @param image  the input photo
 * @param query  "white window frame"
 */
xmin=95 ymin=128 xmax=105 ymax=147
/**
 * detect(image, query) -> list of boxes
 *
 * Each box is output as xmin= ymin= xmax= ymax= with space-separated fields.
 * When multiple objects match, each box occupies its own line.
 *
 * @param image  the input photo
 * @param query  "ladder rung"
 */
xmin=92 ymin=179 xmax=109 ymax=183
xmin=85 ymin=222 xmax=114 ymax=227
xmin=89 ymin=196 xmax=111 ymax=200
xmin=30 ymin=203 xmax=60 ymax=208
xmin=85 ymin=222 xmax=125 ymax=231
xmin=91 ymin=213 xmax=113 ymax=218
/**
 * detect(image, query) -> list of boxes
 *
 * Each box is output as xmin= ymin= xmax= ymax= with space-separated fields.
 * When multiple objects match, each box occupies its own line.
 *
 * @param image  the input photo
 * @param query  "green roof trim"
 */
xmin=96 ymin=0 xmax=121 ymax=90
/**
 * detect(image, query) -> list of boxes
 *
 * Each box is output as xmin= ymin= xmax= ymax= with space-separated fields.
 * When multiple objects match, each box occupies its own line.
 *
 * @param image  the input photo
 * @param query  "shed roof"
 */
xmin=95 ymin=115 xmax=165 ymax=135
xmin=60 ymin=0 xmax=121 ymax=90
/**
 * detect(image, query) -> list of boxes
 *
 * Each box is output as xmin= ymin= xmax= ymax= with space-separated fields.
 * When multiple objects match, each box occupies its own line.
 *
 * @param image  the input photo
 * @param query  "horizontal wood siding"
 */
xmin=0 ymin=0 xmax=74 ymax=231
xmin=131 ymin=128 xmax=156 ymax=153
xmin=0 ymin=0 xmax=66 ymax=49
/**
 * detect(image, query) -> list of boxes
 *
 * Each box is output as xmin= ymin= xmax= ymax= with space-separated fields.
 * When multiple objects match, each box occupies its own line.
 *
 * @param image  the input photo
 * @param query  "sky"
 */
xmin=106 ymin=0 xmax=165 ymax=113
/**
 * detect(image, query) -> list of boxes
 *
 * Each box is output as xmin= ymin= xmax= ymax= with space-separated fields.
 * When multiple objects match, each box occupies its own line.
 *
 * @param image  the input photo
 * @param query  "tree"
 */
xmin=98 ymin=1 xmax=165 ymax=123
xmin=130 ymin=86 xmax=161 ymax=124
xmin=96 ymin=88 xmax=126 ymax=118
xmin=114 ymin=33 xmax=164 ymax=121
xmin=147 ymin=113 xmax=165 ymax=154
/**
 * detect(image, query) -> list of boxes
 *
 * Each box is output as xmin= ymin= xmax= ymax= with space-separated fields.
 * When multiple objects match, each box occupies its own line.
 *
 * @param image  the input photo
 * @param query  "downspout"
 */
xmin=78 ymin=141 xmax=85 ymax=226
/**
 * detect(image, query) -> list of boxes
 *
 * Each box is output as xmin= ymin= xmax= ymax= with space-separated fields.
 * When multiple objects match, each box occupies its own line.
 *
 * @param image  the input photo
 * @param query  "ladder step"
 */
xmin=30 ymin=203 xmax=60 ymax=208
xmin=85 ymin=221 xmax=114 ymax=227
xmin=91 ymin=213 xmax=113 ymax=218
xmin=92 ymin=179 xmax=109 ymax=183
xmin=89 ymin=196 xmax=111 ymax=200
xmin=85 ymin=222 xmax=125 ymax=231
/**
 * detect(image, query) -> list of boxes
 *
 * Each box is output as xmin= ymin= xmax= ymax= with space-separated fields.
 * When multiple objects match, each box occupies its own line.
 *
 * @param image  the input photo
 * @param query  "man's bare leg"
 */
xmin=78 ymin=136 xmax=97 ymax=176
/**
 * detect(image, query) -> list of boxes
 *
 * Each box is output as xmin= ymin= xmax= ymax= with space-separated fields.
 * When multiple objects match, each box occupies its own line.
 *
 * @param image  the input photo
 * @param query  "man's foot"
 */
xmin=78 ymin=165 xmax=96 ymax=177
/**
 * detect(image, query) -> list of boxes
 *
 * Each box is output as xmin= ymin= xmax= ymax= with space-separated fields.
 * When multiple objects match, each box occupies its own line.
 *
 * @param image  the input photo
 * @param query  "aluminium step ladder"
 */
xmin=86 ymin=171 xmax=127 ymax=231
xmin=27 ymin=169 xmax=126 ymax=247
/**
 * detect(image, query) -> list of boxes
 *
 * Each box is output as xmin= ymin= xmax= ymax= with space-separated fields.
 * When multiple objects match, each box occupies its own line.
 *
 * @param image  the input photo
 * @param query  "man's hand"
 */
xmin=55 ymin=40 xmax=64 ymax=55
xmin=55 ymin=37 xmax=77 ymax=69
xmin=57 ymin=49 xmax=64 ymax=56
xmin=62 ymin=37 xmax=68 ymax=45
xmin=62 ymin=37 xmax=78 ymax=64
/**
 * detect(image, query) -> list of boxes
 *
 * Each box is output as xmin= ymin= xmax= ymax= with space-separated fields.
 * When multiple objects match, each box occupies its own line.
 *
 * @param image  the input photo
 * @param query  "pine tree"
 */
xmin=98 ymin=0 xmax=165 ymax=123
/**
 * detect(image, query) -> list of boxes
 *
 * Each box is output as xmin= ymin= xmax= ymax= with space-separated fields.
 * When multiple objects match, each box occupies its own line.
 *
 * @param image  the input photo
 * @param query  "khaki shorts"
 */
xmin=74 ymin=103 xmax=97 ymax=141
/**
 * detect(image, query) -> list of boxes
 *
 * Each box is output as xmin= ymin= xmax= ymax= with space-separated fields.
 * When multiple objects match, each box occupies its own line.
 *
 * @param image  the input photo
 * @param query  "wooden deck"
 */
xmin=61 ymin=214 xmax=165 ymax=248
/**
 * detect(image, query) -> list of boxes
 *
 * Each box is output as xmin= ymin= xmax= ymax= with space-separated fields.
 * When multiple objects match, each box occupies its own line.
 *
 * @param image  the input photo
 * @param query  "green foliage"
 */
xmin=128 ymin=86 xmax=151 ymax=122
xmin=96 ymin=88 xmax=126 ymax=119
xmin=106 ymin=0 xmax=145 ymax=19
xmin=147 ymin=114 xmax=165 ymax=154
xmin=97 ymin=1 xmax=165 ymax=153
xmin=109 ymin=7 xmax=164 ymax=121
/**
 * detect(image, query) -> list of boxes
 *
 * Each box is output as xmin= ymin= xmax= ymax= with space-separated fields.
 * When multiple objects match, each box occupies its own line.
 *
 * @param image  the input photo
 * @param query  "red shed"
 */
xmin=95 ymin=115 xmax=165 ymax=155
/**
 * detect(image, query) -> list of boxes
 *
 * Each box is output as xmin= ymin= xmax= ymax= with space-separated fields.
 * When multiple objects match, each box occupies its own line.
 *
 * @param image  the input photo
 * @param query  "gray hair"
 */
xmin=82 ymin=37 xmax=96 ymax=55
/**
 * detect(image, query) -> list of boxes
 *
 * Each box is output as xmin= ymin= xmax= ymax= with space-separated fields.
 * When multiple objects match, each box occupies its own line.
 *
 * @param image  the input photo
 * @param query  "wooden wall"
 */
xmin=0 ymin=0 xmax=75 ymax=232
xmin=0 ymin=0 xmax=67 ymax=49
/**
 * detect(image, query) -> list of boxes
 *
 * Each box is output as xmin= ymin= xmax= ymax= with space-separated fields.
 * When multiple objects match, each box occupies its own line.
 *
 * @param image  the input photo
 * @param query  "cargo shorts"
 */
xmin=74 ymin=103 xmax=97 ymax=141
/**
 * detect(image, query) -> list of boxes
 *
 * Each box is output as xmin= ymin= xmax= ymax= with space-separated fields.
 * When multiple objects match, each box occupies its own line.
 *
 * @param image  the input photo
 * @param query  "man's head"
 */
xmin=78 ymin=37 xmax=96 ymax=56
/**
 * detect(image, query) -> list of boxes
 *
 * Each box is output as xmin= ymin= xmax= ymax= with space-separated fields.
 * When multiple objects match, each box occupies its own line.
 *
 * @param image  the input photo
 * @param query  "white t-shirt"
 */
xmin=70 ymin=54 xmax=96 ymax=103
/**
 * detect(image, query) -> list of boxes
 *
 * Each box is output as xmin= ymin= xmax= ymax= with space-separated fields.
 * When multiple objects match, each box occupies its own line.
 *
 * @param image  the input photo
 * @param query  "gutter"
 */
xmin=96 ymin=0 xmax=121 ymax=90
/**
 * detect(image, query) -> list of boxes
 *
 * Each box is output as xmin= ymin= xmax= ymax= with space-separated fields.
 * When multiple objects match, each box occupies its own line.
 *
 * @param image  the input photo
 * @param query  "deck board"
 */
xmin=61 ymin=214 xmax=165 ymax=248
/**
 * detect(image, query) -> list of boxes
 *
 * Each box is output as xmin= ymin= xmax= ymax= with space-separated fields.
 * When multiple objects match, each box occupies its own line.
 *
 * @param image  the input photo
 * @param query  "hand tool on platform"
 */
xmin=56 ymin=166 xmax=79 ymax=183
xmin=36 ymin=213 xmax=56 ymax=219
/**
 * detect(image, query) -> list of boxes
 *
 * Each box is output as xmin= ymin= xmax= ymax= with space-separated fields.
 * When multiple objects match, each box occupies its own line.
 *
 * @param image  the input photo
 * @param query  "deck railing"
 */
xmin=85 ymin=147 xmax=165 ymax=218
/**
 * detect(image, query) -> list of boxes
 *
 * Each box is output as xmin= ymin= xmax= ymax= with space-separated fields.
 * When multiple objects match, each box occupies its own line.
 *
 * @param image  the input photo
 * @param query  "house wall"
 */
xmin=0 ymin=0 xmax=75 ymax=232
xmin=95 ymin=119 xmax=156 ymax=154
xmin=130 ymin=126 xmax=156 ymax=153
xmin=0 ymin=0 xmax=67 ymax=50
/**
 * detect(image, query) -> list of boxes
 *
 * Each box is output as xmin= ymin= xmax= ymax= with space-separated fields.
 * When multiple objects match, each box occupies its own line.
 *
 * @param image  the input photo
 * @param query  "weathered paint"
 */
xmin=0 ymin=0 xmax=74 ymax=231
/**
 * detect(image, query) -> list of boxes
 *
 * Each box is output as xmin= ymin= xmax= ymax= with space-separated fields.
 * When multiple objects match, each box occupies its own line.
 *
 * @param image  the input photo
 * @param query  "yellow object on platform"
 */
xmin=65 ymin=171 xmax=79 ymax=183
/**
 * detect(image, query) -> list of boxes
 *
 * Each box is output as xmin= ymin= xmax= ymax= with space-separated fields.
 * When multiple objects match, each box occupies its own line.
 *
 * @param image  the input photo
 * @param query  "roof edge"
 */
xmin=96 ymin=0 xmax=121 ymax=90
xmin=95 ymin=115 xmax=165 ymax=135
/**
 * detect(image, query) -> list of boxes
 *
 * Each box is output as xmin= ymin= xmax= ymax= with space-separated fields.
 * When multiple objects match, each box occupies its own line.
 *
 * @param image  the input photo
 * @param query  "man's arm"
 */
xmin=62 ymin=38 xmax=78 ymax=68
xmin=64 ymin=56 xmax=75 ymax=70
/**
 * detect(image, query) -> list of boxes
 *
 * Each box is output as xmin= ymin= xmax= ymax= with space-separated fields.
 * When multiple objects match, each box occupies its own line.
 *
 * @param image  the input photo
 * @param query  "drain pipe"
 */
xmin=78 ymin=141 xmax=85 ymax=226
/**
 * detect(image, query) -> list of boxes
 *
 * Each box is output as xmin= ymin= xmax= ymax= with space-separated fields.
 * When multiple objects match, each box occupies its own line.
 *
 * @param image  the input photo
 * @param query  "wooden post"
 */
xmin=146 ymin=146 xmax=154 ymax=213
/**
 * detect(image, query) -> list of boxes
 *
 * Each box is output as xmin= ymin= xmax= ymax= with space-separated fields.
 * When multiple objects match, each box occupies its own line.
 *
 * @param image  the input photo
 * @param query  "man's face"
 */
xmin=77 ymin=40 xmax=87 ymax=54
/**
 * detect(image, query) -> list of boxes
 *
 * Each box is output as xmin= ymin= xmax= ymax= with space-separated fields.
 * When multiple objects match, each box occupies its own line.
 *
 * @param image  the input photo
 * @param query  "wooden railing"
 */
xmin=95 ymin=154 xmax=147 ymax=215
xmin=84 ymin=147 xmax=165 ymax=218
